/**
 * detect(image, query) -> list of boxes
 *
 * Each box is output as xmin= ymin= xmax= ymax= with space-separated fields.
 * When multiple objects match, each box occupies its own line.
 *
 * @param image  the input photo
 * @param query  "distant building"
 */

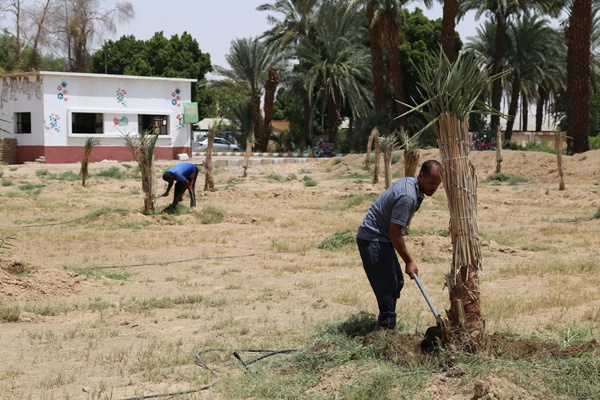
xmin=0 ymin=71 xmax=196 ymax=163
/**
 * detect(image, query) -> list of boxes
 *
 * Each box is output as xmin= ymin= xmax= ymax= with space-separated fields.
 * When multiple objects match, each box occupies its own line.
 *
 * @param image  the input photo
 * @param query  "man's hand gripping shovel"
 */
xmin=413 ymin=274 xmax=448 ymax=354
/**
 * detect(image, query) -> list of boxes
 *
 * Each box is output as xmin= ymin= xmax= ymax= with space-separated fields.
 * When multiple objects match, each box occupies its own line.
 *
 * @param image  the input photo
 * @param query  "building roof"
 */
xmin=0 ymin=71 xmax=197 ymax=83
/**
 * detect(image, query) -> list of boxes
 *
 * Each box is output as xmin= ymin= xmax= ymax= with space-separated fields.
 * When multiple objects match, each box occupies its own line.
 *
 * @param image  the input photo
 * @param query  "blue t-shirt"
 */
xmin=357 ymin=177 xmax=424 ymax=242
xmin=168 ymin=162 xmax=197 ymax=182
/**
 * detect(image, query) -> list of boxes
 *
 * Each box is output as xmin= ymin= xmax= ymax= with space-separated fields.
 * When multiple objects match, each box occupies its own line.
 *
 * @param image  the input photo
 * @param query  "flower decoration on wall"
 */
xmin=56 ymin=81 xmax=68 ymax=102
xmin=48 ymin=113 xmax=60 ymax=132
xmin=176 ymin=114 xmax=184 ymax=131
xmin=116 ymin=88 xmax=127 ymax=107
xmin=171 ymin=88 xmax=182 ymax=107
xmin=113 ymin=116 xmax=129 ymax=127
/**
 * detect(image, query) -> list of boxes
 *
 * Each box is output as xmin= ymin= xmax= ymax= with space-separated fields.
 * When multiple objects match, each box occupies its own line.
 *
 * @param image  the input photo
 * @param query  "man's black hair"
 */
xmin=419 ymin=160 xmax=441 ymax=175
xmin=162 ymin=171 xmax=173 ymax=181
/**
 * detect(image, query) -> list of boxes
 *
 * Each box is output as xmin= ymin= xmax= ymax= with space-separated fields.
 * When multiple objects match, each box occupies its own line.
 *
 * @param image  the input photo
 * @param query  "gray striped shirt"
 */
xmin=357 ymin=177 xmax=424 ymax=242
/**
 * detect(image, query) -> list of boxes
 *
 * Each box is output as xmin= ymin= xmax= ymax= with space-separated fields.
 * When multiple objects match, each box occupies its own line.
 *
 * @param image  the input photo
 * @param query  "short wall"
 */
xmin=16 ymin=145 xmax=189 ymax=163
xmin=0 ymin=138 xmax=17 ymax=164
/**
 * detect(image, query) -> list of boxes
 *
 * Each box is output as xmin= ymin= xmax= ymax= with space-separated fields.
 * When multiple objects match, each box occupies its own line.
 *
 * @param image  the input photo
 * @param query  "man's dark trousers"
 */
xmin=357 ymin=238 xmax=404 ymax=329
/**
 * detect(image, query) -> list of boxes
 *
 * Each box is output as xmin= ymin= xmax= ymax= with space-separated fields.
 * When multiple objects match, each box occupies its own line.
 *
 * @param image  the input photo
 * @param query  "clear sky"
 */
xmin=115 ymin=1 xmax=480 ymax=71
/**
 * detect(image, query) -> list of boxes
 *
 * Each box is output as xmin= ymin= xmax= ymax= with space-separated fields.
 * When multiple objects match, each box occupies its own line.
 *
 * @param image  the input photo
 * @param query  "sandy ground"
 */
xmin=0 ymin=149 xmax=599 ymax=399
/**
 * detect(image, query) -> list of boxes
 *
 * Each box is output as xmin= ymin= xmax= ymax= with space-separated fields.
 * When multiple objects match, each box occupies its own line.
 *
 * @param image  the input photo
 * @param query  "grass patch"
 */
xmin=19 ymin=182 xmax=46 ymax=195
xmin=65 ymin=266 xmax=131 ymax=281
xmin=124 ymin=295 xmax=226 ymax=313
xmin=2 ymin=179 xmax=13 ymax=186
xmin=162 ymin=203 xmax=190 ymax=216
xmin=593 ymin=209 xmax=600 ymax=219
xmin=317 ymin=229 xmax=354 ymax=251
xmin=265 ymin=173 xmax=284 ymax=181
xmin=482 ymin=173 xmax=529 ymax=184
xmin=198 ymin=205 xmax=226 ymax=224
xmin=81 ymin=207 xmax=129 ymax=222
xmin=286 ymin=173 xmax=298 ymax=181
xmin=95 ymin=166 xmax=125 ymax=180
xmin=0 ymin=303 xmax=21 ymax=322
xmin=303 ymin=175 xmax=317 ymax=187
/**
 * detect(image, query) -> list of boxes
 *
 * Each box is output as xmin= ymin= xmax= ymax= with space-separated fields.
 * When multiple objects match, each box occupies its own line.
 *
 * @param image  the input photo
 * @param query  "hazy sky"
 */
xmin=115 ymin=1 xmax=480 ymax=71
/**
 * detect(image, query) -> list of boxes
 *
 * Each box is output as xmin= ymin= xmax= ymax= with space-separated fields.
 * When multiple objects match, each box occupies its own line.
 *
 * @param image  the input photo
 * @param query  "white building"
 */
xmin=0 ymin=71 xmax=196 ymax=163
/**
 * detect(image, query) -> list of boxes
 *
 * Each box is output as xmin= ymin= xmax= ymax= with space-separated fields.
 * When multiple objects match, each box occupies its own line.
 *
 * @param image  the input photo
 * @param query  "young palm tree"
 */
xmin=124 ymin=130 xmax=159 ymax=214
xmin=80 ymin=137 xmax=100 ymax=187
xmin=566 ymin=0 xmax=592 ymax=153
xmin=224 ymin=100 xmax=254 ymax=177
xmin=378 ymin=133 xmax=399 ymax=188
xmin=405 ymin=50 xmax=505 ymax=351
xmin=398 ymin=128 xmax=420 ymax=177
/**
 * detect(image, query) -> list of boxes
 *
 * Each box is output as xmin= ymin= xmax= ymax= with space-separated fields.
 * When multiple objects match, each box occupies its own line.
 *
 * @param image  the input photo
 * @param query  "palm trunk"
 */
xmin=504 ymin=77 xmax=520 ymax=143
xmin=326 ymin=91 xmax=339 ymax=143
xmin=303 ymin=92 xmax=312 ymax=148
xmin=567 ymin=0 xmax=591 ymax=153
xmin=436 ymin=112 xmax=484 ymax=352
xmin=368 ymin=6 xmax=385 ymax=111
xmin=251 ymin=91 xmax=261 ymax=151
xmin=536 ymin=85 xmax=547 ymax=132
xmin=495 ymin=126 xmax=503 ymax=174
xmin=403 ymin=150 xmax=420 ymax=177
xmin=204 ymin=131 xmax=215 ymax=191
xmin=555 ymin=133 xmax=565 ymax=191
xmin=372 ymin=138 xmax=380 ymax=184
xmin=522 ymin=94 xmax=528 ymax=132
xmin=243 ymin=135 xmax=253 ymax=178
xmin=386 ymin=18 xmax=405 ymax=125
xmin=261 ymin=67 xmax=280 ymax=152
xmin=441 ymin=0 xmax=457 ymax=62
xmin=366 ymin=129 xmax=377 ymax=168
xmin=383 ymin=153 xmax=392 ymax=188
xmin=490 ymin=16 xmax=507 ymax=134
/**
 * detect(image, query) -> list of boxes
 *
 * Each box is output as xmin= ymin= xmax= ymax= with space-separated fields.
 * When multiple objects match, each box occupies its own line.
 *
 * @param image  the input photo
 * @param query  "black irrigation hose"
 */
xmin=5 ymin=216 xmax=88 ymax=228
xmin=85 ymin=253 xmax=270 ymax=270
xmin=119 ymin=348 xmax=298 ymax=400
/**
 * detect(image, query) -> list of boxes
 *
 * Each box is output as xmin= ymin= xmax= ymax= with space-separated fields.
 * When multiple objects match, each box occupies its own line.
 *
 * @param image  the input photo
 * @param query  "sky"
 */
xmin=114 ymin=0 xmax=480 ymax=71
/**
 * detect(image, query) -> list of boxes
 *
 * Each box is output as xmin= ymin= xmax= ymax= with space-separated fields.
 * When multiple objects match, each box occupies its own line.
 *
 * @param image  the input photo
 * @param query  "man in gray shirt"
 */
xmin=357 ymin=160 xmax=442 ymax=330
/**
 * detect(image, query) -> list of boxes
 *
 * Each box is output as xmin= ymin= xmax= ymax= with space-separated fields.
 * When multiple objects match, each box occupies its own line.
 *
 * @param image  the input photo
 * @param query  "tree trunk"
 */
xmin=386 ymin=17 xmax=405 ymax=125
xmin=303 ymin=92 xmax=312 ymax=148
xmin=251 ymin=91 xmax=261 ymax=151
xmin=372 ymin=138 xmax=380 ymax=184
xmin=536 ymin=85 xmax=547 ymax=132
xmin=326 ymin=91 xmax=339 ymax=143
xmin=495 ymin=126 xmax=503 ymax=174
xmin=490 ymin=15 xmax=507 ymax=134
xmin=366 ymin=129 xmax=377 ymax=168
xmin=243 ymin=135 xmax=254 ymax=178
xmin=567 ymin=0 xmax=591 ymax=153
xmin=383 ymin=153 xmax=392 ymax=188
xmin=261 ymin=67 xmax=280 ymax=152
xmin=142 ymin=163 xmax=156 ymax=214
xmin=441 ymin=0 xmax=458 ymax=63
xmin=204 ymin=131 xmax=215 ymax=191
xmin=522 ymin=94 xmax=528 ymax=132
xmin=555 ymin=133 xmax=565 ymax=191
xmin=435 ymin=112 xmax=484 ymax=352
xmin=403 ymin=150 xmax=420 ymax=177
xmin=504 ymin=77 xmax=520 ymax=143
xmin=368 ymin=6 xmax=385 ymax=111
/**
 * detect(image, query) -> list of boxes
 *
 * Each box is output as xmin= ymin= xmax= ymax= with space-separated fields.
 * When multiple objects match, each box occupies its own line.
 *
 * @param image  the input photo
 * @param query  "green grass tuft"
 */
xmin=593 ymin=209 xmax=600 ymax=219
xmin=482 ymin=173 xmax=529 ymax=184
xmin=303 ymin=175 xmax=317 ymax=187
xmin=265 ymin=173 xmax=284 ymax=181
xmin=198 ymin=205 xmax=226 ymax=224
xmin=317 ymin=229 xmax=354 ymax=251
xmin=95 ymin=166 xmax=125 ymax=180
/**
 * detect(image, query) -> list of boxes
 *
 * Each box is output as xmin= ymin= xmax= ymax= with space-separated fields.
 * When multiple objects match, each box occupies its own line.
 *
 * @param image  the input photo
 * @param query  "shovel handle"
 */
xmin=413 ymin=274 xmax=439 ymax=319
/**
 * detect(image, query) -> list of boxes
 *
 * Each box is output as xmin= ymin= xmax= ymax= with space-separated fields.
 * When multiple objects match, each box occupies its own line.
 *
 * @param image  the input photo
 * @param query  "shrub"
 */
xmin=482 ymin=173 xmax=528 ymax=184
xmin=303 ymin=175 xmax=317 ymax=187
xmin=95 ymin=166 xmax=124 ymax=180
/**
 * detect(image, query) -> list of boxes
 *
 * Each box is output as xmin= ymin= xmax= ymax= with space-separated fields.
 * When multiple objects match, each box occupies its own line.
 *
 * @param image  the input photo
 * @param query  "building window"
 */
xmin=72 ymin=113 xmax=103 ymax=134
xmin=15 ymin=112 xmax=31 ymax=134
xmin=138 ymin=115 xmax=168 ymax=135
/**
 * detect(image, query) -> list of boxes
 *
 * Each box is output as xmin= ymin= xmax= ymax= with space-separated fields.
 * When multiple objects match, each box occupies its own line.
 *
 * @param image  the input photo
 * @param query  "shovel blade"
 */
xmin=420 ymin=325 xmax=444 ymax=354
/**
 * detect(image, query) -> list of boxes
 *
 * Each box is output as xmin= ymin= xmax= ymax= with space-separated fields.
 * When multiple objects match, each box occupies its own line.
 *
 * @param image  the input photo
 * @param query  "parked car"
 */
xmin=192 ymin=137 xmax=241 ymax=152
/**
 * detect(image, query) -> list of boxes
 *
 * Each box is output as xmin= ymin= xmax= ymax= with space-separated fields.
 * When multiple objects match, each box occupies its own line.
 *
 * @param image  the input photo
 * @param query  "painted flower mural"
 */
xmin=176 ymin=114 xmax=184 ymax=131
xmin=171 ymin=88 xmax=182 ymax=107
xmin=117 ymin=88 xmax=127 ymax=107
xmin=56 ymin=81 xmax=68 ymax=102
xmin=113 ymin=117 xmax=129 ymax=127
xmin=48 ymin=113 xmax=60 ymax=132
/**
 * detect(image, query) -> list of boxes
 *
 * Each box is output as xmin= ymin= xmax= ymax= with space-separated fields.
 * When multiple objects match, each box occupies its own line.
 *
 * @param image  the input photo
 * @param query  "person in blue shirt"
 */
xmin=162 ymin=162 xmax=199 ymax=207
xmin=356 ymin=160 xmax=442 ymax=330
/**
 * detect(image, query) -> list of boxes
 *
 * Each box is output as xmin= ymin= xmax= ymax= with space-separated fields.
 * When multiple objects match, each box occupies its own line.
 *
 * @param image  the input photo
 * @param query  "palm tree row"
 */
xmin=212 ymin=0 xmax=596 ymax=154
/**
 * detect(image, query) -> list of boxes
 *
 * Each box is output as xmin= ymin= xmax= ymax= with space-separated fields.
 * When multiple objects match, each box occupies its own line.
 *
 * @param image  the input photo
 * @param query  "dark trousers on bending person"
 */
xmin=173 ymin=166 xmax=198 ymax=207
xmin=357 ymin=238 xmax=404 ymax=329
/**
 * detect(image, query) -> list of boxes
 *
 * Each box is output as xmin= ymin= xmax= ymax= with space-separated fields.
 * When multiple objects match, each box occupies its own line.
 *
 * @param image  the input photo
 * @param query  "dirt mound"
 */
xmin=0 ymin=259 xmax=93 ymax=302
xmin=489 ymin=333 xmax=597 ymax=360
xmin=472 ymin=377 xmax=535 ymax=400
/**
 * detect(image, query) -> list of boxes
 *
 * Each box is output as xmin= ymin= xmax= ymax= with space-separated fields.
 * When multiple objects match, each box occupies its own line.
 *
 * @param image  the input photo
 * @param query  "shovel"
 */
xmin=413 ymin=274 xmax=447 ymax=354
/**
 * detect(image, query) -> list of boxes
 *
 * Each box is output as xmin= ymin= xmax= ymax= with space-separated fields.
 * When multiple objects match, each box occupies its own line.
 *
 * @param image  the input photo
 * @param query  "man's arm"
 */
xmin=163 ymin=181 xmax=174 ymax=196
xmin=389 ymin=222 xmax=418 ymax=279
